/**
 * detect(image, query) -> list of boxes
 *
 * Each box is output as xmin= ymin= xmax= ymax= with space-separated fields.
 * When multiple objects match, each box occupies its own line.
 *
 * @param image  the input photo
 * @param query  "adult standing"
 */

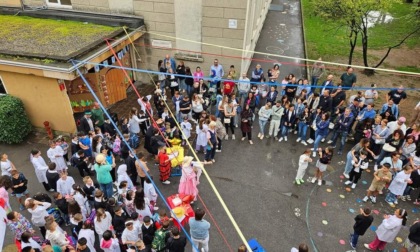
xmin=128 ymin=107 xmax=147 ymax=137
xmin=178 ymin=156 xmax=200 ymax=202
xmin=238 ymin=73 xmax=250 ymax=105
xmin=193 ymin=66 xmax=204 ymax=83
xmin=189 ymin=208 xmax=211 ymax=252
xmin=311 ymin=58 xmax=325 ymax=92
xmin=79 ymin=110 xmax=95 ymax=136
xmin=176 ymin=60 xmax=186 ymax=93
xmin=192 ymin=94 xmax=205 ymax=122
xmin=240 ymin=104 xmax=254 ymax=144
xmin=210 ymin=115 xmax=226 ymax=153
xmin=364 ymin=208 xmax=407 ymax=251
xmin=47 ymin=140 xmax=67 ymax=173
xmin=250 ymin=64 xmax=264 ymax=84
xmin=204 ymin=121 xmax=218 ymax=163
xmin=179 ymin=95 xmax=192 ymax=121
xmin=1 ymin=153 xmax=16 ymax=177
xmin=258 ymin=102 xmax=272 ymax=139
xmin=223 ymin=99 xmax=236 ymax=140
xmin=269 ymin=64 xmax=280 ymax=84
xmin=380 ymin=99 xmax=399 ymax=118
xmin=340 ymin=66 xmax=357 ymax=90
xmin=364 ymin=83 xmax=379 ymax=105
xmin=210 ymin=59 xmax=224 ymax=89
xmin=91 ymin=102 xmax=105 ymax=132
xmin=312 ymin=113 xmax=330 ymax=157
xmin=410 ymin=101 xmax=420 ymax=126
xmin=319 ymin=74 xmax=334 ymax=95
xmin=185 ymin=66 xmax=194 ymax=97
xmin=134 ymin=189 xmax=152 ymax=220
xmin=268 ymin=100 xmax=284 ymax=140
xmin=163 ymin=54 xmax=176 ymax=72
xmin=374 ymin=129 xmax=405 ymax=170
xmin=330 ymin=85 xmax=346 ymax=110
xmin=388 ymin=116 xmax=407 ymax=135
xmin=94 ymin=154 xmax=113 ymax=199
xmin=30 ymin=149 xmax=52 ymax=192
xmin=222 ymin=75 xmax=235 ymax=97
xmin=327 ymin=107 xmax=354 ymax=155
xmin=387 ymin=85 xmax=407 ymax=107
xmin=158 ymin=60 xmax=167 ymax=93
xmin=318 ymin=90 xmax=333 ymax=114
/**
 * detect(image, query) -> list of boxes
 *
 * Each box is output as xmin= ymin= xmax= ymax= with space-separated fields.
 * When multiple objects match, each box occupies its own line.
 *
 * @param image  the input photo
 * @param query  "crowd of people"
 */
xmin=2 ymin=54 xmax=420 ymax=252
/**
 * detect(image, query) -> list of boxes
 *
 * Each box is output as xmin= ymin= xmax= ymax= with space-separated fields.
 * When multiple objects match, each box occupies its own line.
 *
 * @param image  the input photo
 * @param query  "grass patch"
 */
xmin=0 ymin=15 xmax=120 ymax=58
xmin=396 ymin=66 xmax=420 ymax=73
xmin=302 ymin=0 xmax=420 ymax=60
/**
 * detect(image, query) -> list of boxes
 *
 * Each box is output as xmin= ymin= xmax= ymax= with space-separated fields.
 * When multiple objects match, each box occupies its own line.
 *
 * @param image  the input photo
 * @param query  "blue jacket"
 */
xmin=380 ymin=103 xmax=399 ymax=117
xmin=358 ymin=108 xmax=377 ymax=121
xmin=335 ymin=113 xmax=354 ymax=132
xmin=316 ymin=120 xmax=330 ymax=136
xmin=266 ymin=90 xmax=278 ymax=104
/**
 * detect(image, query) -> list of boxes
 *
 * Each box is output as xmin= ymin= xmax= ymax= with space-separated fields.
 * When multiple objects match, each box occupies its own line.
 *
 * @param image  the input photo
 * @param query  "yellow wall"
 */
xmin=0 ymin=71 xmax=77 ymax=133
xmin=0 ymin=0 xmax=21 ymax=7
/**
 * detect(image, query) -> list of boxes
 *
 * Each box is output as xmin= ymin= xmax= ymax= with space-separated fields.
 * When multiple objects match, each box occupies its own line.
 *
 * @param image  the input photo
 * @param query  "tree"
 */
xmin=0 ymin=95 xmax=32 ymax=144
xmin=310 ymin=0 xmax=420 ymax=74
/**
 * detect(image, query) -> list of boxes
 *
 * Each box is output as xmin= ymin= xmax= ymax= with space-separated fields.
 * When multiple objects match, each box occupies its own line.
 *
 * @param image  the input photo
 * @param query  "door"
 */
xmin=105 ymin=69 xmax=127 ymax=105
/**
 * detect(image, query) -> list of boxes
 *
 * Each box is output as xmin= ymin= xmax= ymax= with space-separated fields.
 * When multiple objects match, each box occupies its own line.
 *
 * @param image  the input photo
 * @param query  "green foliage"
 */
xmin=302 ymin=0 xmax=420 ymax=60
xmin=0 ymin=95 xmax=32 ymax=144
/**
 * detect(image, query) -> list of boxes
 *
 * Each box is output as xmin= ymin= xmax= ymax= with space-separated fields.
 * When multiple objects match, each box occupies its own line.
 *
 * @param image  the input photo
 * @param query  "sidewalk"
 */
xmin=248 ymin=0 xmax=307 ymax=81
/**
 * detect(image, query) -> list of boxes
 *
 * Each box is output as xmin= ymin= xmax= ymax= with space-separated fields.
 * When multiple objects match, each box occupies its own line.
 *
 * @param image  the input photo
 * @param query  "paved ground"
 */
xmin=2 ymin=1 xmax=417 ymax=252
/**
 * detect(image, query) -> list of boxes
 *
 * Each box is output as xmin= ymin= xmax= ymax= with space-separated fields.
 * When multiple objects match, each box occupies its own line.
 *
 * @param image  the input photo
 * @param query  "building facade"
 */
xmin=17 ymin=0 xmax=271 ymax=76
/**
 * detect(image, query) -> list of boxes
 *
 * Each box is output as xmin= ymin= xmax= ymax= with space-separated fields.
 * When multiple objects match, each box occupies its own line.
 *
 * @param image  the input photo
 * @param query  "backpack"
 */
xmin=47 ymin=207 xmax=64 ymax=226
xmin=129 ymin=133 xmax=140 ymax=149
xmin=86 ymin=208 xmax=96 ymax=224
xmin=33 ymin=192 xmax=52 ymax=203
xmin=112 ymin=139 xmax=121 ymax=155
xmin=151 ymin=228 xmax=169 ymax=252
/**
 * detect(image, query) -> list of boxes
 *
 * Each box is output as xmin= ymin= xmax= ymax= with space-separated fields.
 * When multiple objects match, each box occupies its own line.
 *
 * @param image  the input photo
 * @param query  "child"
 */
xmin=46 ymin=162 xmax=59 ymax=192
xmin=46 ymin=140 xmax=67 ymax=173
xmin=53 ymin=192 xmax=70 ymax=225
xmin=82 ymin=176 xmax=98 ymax=208
xmin=73 ymin=213 xmax=84 ymax=236
xmin=166 ymin=226 xmax=187 ymax=251
xmin=363 ymin=163 xmax=392 ymax=204
xmin=386 ymin=165 xmax=414 ymax=207
xmin=11 ymin=169 xmax=29 ymax=210
xmin=118 ymin=181 xmax=129 ymax=198
xmin=56 ymin=170 xmax=75 ymax=197
xmin=121 ymin=220 xmax=142 ymax=246
xmin=162 ymin=107 xmax=169 ymax=121
xmin=117 ymin=164 xmax=134 ymax=189
xmin=195 ymin=118 xmax=208 ymax=153
xmin=311 ymin=147 xmax=333 ymax=186
xmin=295 ymin=149 xmax=313 ymax=185
xmin=100 ymin=230 xmax=121 ymax=252
xmin=155 ymin=209 xmax=172 ymax=230
xmin=71 ymin=134 xmax=80 ymax=156
xmin=46 ymin=218 xmax=69 ymax=247
xmin=142 ymin=216 xmax=157 ymax=251
xmin=344 ymin=150 xmax=369 ymax=189
xmin=94 ymin=190 xmax=107 ymax=211
xmin=112 ymin=135 xmax=122 ymax=156
xmin=78 ymin=221 xmax=95 ymax=252
xmin=181 ymin=116 xmax=192 ymax=145
xmin=76 ymin=237 xmax=90 ymax=252
xmin=158 ymin=146 xmax=174 ymax=185
xmin=138 ymin=110 xmax=149 ymax=136
xmin=56 ymin=136 xmax=70 ymax=166
xmin=144 ymin=177 xmax=158 ymax=211
xmin=121 ymin=189 xmax=135 ymax=216
xmin=113 ymin=205 xmax=128 ymax=238
xmin=350 ymin=208 xmax=374 ymax=249
xmin=121 ymin=117 xmax=129 ymax=135
xmin=21 ymin=232 xmax=42 ymax=252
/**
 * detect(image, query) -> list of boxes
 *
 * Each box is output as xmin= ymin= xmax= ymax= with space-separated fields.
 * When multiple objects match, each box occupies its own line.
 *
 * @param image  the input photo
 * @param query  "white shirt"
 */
xmin=94 ymin=211 xmax=112 ymax=237
xmin=21 ymin=238 xmax=42 ymax=250
xmin=298 ymin=154 xmax=310 ymax=169
xmin=100 ymin=238 xmax=121 ymax=252
xmin=28 ymin=202 xmax=51 ymax=227
xmin=122 ymin=227 xmax=141 ymax=243
xmin=387 ymin=121 xmax=407 ymax=135
xmin=47 ymin=146 xmax=67 ymax=171
xmin=181 ymin=121 xmax=192 ymax=139
xmin=78 ymin=228 xmax=95 ymax=252
xmin=0 ymin=159 xmax=13 ymax=176
xmin=144 ymin=182 xmax=158 ymax=202
xmin=57 ymin=176 xmax=75 ymax=196
xmin=238 ymin=77 xmax=250 ymax=93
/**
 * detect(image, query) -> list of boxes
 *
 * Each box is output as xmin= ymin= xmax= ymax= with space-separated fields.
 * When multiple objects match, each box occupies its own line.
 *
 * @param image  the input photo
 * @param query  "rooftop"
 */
xmin=0 ymin=15 xmax=121 ymax=61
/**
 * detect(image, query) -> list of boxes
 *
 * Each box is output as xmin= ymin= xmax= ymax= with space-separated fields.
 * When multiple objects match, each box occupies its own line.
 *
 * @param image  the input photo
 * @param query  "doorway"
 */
xmin=0 ymin=76 xmax=7 ymax=95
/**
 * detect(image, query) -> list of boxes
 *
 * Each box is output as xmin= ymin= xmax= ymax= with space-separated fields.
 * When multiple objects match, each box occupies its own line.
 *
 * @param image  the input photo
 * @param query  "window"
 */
xmin=46 ymin=0 xmax=72 ymax=9
xmin=0 ymin=76 xmax=7 ymax=94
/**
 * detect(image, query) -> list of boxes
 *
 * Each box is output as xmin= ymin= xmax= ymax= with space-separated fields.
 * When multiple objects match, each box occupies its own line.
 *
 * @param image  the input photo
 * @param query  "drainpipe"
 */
xmin=299 ymin=0 xmax=310 ymax=79
xmin=241 ymin=0 xmax=251 ymax=75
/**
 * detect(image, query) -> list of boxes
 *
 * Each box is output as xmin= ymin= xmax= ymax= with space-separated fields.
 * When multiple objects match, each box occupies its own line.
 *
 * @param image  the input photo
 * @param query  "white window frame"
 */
xmin=45 ymin=0 xmax=73 ymax=9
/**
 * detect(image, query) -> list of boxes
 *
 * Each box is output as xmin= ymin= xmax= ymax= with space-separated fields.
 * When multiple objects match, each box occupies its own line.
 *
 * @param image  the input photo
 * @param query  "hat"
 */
xmin=84 ymin=110 xmax=92 ymax=115
xmin=398 ymin=117 xmax=406 ymax=123
xmin=172 ymin=206 xmax=186 ymax=219
xmin=354 ymin=98 xmax=361 ymax=102
xmin=156 ymin=118 xmax=164 ymax=124
xmin=95 ymin=153 xmax=106 ymax=164
xmin=125 ymin=220 xmax=134 ymax=226
xmin=183 ymin=156 xmax=194 ymax=166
